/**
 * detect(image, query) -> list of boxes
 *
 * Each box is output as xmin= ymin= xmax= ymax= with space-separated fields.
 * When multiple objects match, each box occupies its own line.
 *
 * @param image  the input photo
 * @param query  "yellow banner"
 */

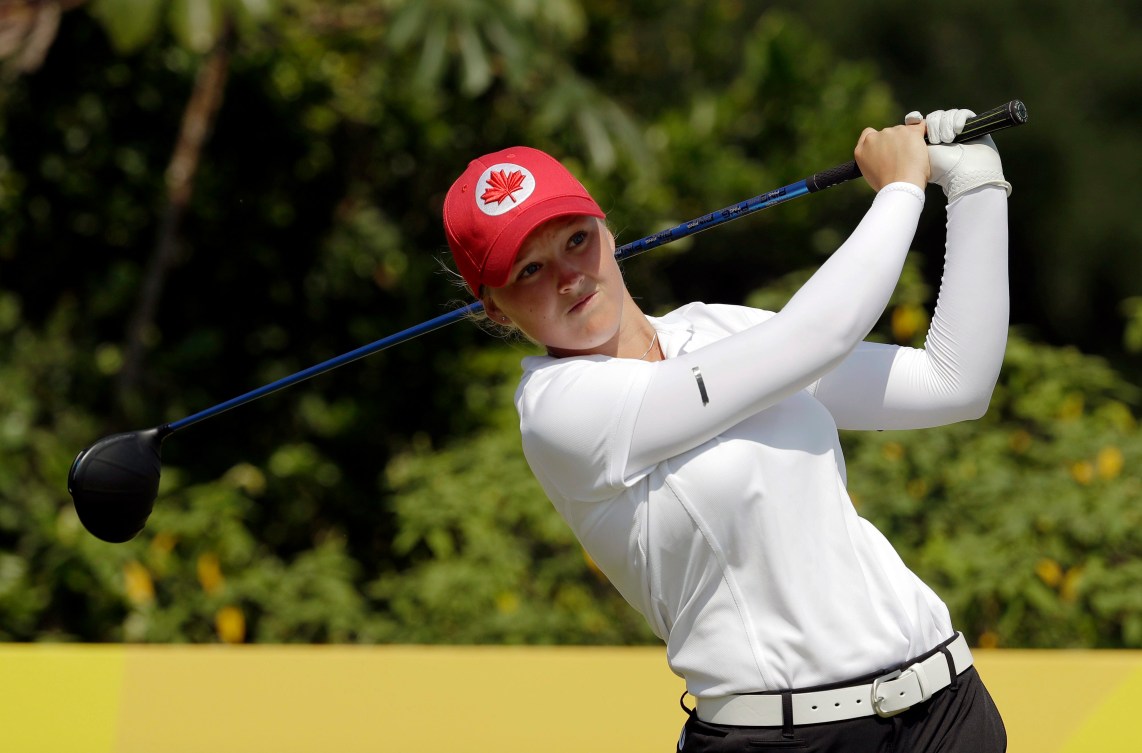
xmin=1 ymin=645 xmax=1139 ymax=752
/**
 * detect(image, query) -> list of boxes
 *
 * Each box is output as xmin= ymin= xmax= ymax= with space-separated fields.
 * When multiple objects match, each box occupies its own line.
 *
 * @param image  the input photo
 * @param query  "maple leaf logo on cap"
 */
xmin=481 ymin=169 xmax=527 ymax=206
xmin=474 ymin=162 xmax=536 ymax=216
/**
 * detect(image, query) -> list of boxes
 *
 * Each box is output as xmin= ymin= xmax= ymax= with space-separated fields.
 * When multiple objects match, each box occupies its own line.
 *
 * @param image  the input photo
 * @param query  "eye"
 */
xmin=517 ymin=261 xmax=541 ymax=280
xmin=568 ymin=230 xmax=589 ymax=248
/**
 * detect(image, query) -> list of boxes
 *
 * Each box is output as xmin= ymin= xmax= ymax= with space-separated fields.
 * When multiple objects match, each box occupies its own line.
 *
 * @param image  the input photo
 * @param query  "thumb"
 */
xmin=928 ymin=143 xmax=964 ymax=187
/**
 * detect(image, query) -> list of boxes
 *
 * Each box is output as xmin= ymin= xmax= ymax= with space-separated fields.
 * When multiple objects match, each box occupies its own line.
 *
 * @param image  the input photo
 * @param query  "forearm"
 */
xmin=812 ymin=184 xmax=1009 ymax=429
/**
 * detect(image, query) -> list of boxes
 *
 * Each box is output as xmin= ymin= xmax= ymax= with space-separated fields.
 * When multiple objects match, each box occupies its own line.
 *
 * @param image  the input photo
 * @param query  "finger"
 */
xmin=925 ymin=110 xmax=945 ymax=144
xmin=951 ymin=108 xmax=975 ymax=135
xmin=904 ymin=110 xmax=924 ymax=125
xmin=938 ymin=111 xmax=957 ymax=144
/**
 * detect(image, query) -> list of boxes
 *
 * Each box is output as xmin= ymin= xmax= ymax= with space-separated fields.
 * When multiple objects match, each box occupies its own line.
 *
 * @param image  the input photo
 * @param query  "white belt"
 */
xmin=695 ymin=633 xmax=973 ymax=727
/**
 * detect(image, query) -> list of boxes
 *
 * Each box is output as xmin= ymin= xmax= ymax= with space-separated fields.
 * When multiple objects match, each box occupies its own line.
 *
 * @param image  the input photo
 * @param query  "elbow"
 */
xmin=959 ymin=395 xmax=993 ymax=422
xmin=925 ymin=336 xmax=1005 ymax=423
xmin=918 ymin=394 xmax=992 ymax=428
xmin=946 ymin=380 xmax=998 ymax=422
xmin=807 ymin=315 xmax=870 ymax=367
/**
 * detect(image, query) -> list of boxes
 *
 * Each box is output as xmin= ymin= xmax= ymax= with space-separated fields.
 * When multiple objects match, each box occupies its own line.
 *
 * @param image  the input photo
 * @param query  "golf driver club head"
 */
xmin=68 ymin=425 xmax=169 ymax=543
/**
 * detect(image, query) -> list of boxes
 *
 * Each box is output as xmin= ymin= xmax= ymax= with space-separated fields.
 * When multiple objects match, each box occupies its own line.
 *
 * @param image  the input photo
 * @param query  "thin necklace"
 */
xmin=637 ymin=330 xmax=659 ymax=361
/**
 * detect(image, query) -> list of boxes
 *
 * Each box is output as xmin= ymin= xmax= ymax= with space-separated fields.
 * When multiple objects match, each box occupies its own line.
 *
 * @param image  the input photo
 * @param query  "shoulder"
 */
xmin=657 ymin=301 xmax=775 ymax=330
xmin=651 ymin=302 xmax=776 ymax=352
xmin=515 ymin=355 xmax=654 ymax=500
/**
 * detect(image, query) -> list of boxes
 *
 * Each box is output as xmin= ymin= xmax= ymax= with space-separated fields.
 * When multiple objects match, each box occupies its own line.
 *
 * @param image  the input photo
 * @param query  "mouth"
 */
xmin=569 ymin=291 xmax=597 ymax=314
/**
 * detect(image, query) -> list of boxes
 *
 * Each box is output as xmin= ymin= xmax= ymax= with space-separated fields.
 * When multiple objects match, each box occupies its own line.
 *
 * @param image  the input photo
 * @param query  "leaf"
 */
xmin=577 ymin=109 xmax=615 ymax=172
xmin=231 ymin=0 xmax=275 ymax=23
xmin=387 ymin=1 xmax=428 ymax=52
xmin=414 ymin=15 xmax=449 ymax=89
xmin=88 ymin=0 xmax=166 ymax=54
xmin=479 ymin=169 xmax=527 ymax=206
xmin=1121 ymin=297 xmax=1142 ymax=354
xmin=457 ymin=22 xmax=491 ymax=96
xmin=168 ymin=0 xmax=224 ymax=54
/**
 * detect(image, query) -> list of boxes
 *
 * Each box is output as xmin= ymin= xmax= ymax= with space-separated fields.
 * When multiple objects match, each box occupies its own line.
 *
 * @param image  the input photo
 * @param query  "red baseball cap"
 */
xmin=443 ymin=146 xmax=605 ymax=294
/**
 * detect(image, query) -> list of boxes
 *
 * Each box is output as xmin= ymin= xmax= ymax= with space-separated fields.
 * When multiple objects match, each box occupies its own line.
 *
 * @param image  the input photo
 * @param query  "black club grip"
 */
xmin=957 ymin=99 xmax=1029 ymax=141
xmin=806 ymin=161 xmax=863 ymax=192
xmin=805 ymin=99 xmax=1028 ymax=193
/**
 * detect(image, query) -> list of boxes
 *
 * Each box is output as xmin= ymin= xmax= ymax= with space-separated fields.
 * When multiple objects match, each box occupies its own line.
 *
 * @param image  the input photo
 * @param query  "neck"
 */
xmin=615 ymin=294 xmax=659 ymax=361
xmin=545 ymin=292 xmax=658 ymax=361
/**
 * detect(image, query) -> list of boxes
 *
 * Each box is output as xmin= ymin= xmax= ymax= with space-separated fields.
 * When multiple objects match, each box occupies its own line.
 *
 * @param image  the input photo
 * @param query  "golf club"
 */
xmin=68 ymin=99 xmax=1029 ymax=543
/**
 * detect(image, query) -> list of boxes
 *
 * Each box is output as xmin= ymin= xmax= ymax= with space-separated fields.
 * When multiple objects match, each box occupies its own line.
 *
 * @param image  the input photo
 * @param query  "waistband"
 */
xmin=694 ymin=633 xmax=973 ymax=727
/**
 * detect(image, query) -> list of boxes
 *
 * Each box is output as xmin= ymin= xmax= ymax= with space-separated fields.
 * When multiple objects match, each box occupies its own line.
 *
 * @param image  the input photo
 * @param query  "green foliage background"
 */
xmin=0 ymin=0 xmax=1139 ymax=649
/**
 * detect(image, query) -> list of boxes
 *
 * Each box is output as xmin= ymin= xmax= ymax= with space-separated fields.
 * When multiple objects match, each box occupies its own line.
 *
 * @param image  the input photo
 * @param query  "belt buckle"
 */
xmin=871 ymin=669 xmax=907 ymax=718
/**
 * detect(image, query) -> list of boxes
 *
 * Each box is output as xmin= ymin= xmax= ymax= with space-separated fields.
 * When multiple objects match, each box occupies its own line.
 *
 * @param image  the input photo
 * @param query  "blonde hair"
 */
xmin=436 ymin=256 xmax=522 ymax=341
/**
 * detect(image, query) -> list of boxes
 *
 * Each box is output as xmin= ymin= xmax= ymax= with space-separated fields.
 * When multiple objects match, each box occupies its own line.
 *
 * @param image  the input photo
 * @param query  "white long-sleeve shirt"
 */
xmin=514 ymin=182 xmax=1009 ymax=696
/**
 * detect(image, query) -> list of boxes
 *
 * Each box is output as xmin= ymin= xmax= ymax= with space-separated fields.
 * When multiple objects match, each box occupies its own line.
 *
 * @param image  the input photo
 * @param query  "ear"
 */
xmin=481 ymin=292 xmax=511 ymax=325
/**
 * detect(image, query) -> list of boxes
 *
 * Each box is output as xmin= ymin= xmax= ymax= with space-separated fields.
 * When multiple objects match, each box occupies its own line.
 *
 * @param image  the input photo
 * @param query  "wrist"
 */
xmin=899 ymin=171 xmax=928 ymax=191
xmin=877 ymin=181 xmax=927 ymax=204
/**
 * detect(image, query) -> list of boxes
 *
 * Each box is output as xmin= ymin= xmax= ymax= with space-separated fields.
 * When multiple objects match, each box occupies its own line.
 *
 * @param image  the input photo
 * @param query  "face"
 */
xmin=482 ymin=215 xmax=628 ymax=357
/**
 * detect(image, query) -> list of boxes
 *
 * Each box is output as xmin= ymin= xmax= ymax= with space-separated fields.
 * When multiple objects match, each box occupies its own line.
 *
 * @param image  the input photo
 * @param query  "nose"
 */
xmin=554 ymin=258 xmax=583 ymax=294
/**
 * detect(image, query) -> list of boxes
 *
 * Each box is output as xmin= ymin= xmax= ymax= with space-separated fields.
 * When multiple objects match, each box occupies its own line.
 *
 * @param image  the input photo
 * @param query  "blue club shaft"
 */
xmin=165 ymin=178 xmax=817 ymax=433
xmin=614 ymin=181 xmax=811 ymax=262
xmin=152 ymin=99 xmax=1033 ymax=434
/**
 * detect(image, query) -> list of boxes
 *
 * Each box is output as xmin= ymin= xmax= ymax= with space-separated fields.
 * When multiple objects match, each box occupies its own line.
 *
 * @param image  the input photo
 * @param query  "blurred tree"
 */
xmin=0 ymin=0 xmax=1137 ymax=648
xmin=99 ymin=5 xmax=243 ymax=417
xmin=0 ymin=0 xmax=648 ymax=574
xmin=0 ymin=0 xmax=70 ymax=79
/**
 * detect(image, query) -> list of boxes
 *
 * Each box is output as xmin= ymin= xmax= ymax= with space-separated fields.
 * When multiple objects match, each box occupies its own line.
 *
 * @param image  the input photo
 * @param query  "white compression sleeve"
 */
xmin=625 ymin=183 xmax=925 ymax=475
xmin=809 ymin=184 xmax=1009 ymax=429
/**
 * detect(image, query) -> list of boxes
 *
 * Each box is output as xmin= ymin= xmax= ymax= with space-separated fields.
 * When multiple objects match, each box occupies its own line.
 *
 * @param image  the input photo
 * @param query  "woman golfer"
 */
xmin=442 ymin=108 xmax=1009 ymax=752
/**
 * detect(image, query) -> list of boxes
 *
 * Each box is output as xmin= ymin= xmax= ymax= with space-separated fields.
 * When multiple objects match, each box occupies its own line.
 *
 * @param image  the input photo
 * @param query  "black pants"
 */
xmin=677 ymin=667 xmax=1006 ymax=752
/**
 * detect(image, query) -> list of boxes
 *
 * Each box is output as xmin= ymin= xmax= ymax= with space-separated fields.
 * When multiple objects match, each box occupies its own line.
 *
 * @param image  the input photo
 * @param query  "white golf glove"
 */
xmin=905 ymin=108 xmax=1012 ymax=202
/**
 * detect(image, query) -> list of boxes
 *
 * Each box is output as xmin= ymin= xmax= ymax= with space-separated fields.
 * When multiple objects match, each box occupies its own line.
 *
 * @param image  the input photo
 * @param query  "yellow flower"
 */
xmin=1059 ymin=394 xmax=1084 ymax=421
xmin=582 ymin=547 xmax=606 ymax=581
xmin=495 ymin=592 xmax=520 ymax=615
xmin=1070 ymin=461 xmax=1094 ymax=485
xmin=1035 ymin=558 xmax=1063 ymax=588
xmin=882 ymin=442 xmax=905 ymax=462
xmin=891 ymin=304 xmax=926 ymax=343
xmin=1061 ymin=566 xmax=1084 ymax=603
xmin=123 ymin=561 xmax=155 ymax=605
xmin=215 ymin=606 xmax=246 ymax=644
xmin=1008 ymin=429 xmax=1032 ymax=454
xmin=149 ymin=532 xmax=177 ymax=557
xmin=223 ymin=463 xmax=267 ymax=496
xmin=148 ymin=532 xmax=178 ymax=576
xmin=978 ymin=631 xmax=1000 ymax=649
xmin=1097 ymin=446 xmax=1124 ymax=480
xmin=197 ymin=553 xmax=224 ymax=594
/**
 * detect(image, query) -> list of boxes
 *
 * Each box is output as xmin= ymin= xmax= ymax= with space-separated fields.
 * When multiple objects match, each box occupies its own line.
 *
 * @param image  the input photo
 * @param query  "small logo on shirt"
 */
xmin=476 ymin=163 xmax=536 ymax=216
